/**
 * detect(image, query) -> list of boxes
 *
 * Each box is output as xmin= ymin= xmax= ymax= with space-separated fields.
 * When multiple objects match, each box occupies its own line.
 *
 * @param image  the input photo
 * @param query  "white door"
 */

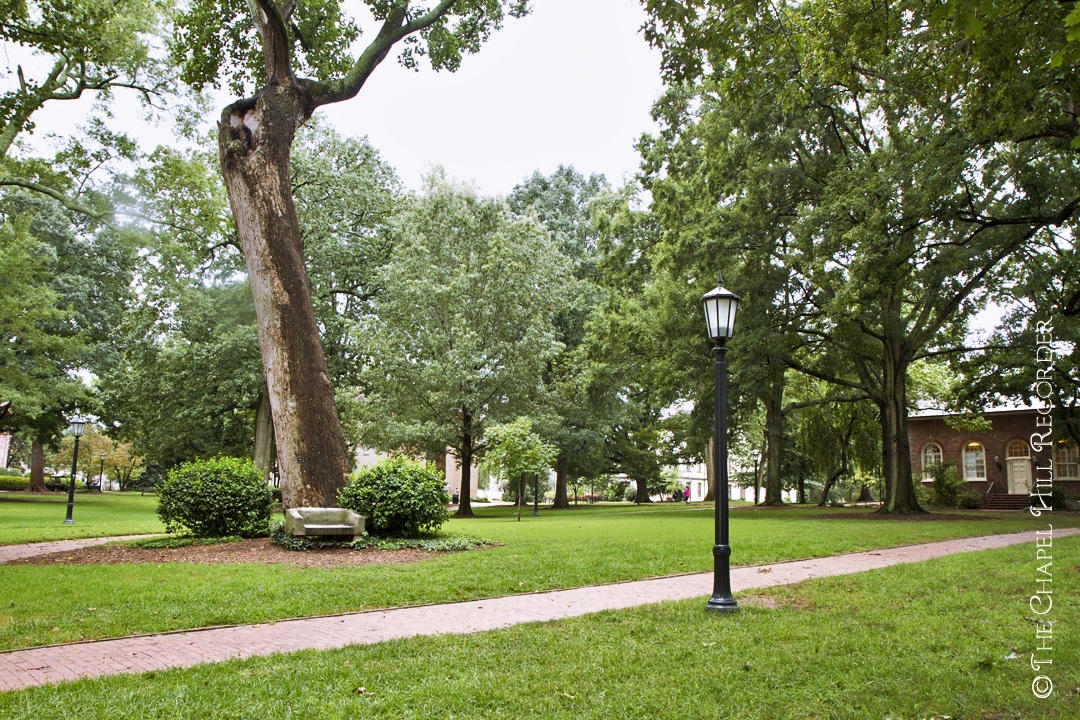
xmin=1007 ymin=459 xmax=1030 ymax=494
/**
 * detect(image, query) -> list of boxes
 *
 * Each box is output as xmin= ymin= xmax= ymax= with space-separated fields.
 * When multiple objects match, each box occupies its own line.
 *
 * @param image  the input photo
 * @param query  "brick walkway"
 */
xmin=1 ymin=528 xmax=1073 ymax=692
xmin=0 ymin=535 xmax=161 ymax=563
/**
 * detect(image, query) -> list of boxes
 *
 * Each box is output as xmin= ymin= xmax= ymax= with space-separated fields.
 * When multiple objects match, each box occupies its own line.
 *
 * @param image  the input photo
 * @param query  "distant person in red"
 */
xmin=684 ymin=487 xmax=690 ymax=503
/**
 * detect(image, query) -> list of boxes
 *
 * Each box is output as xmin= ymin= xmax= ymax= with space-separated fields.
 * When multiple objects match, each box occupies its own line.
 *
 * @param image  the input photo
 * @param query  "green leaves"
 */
xmin=482 ymin=417 xmax=559 ymax=486
xmin=353 ymin=171 xmax=571 ymax=463
xmin=156 ymin=456 xmax=274 ymax=537
xmin=338 ymin=458 xmax=449 ymax=536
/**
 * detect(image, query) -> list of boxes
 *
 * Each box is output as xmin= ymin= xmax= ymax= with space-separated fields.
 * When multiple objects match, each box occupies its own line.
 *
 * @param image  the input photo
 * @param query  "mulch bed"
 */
xmin=5 ymin=538 xmax=439 ymax=569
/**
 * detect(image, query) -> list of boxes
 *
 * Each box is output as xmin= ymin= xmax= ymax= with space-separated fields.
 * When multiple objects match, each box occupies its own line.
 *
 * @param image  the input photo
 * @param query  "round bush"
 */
xmin=338 ymin=458 xmax=449 ymax=536
xmin=157 ymin=456 xmax=274 ymax=538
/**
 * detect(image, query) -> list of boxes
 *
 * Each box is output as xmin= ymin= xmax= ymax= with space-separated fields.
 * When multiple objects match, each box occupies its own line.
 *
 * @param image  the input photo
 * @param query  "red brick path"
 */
xmin=1 ymin=528 xmax=1073 ymax=692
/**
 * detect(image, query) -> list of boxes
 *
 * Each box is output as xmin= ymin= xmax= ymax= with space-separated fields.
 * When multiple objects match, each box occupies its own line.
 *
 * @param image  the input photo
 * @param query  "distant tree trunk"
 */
xmin=797 ymin=475 xmax=806 ymax=504
xmin=219 ymin=85 xmax=350 ymax=511
xmin=253 ymin=390 xmax=276 ymax=483
xmin=762 ymin=381 xmax=785 ymax=506
xmin=28 ymin=441 xmax=46 ymax=492
xmin=634 ymin=477 xmax=651 ymax=503
xmin=857 ymin=484 xmax=873 ymax=502
xmin=703 ymin=437 xmax=715 ymax=502
xmin=552 ymin=455 xmax=570 ymax=509
xmin=454 ymin=407 xmax=475 ymax=518
xmin=517 ymin=472 xmax=525 ymax=521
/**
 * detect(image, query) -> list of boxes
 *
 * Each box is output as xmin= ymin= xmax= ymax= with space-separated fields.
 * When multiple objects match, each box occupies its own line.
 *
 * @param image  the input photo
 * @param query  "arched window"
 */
xmin=1007 ymin=441 xmax=1029 ymax=459
xmin=1055 ymin=443 xmax=1079 ymax=480
xmin=921 ymin=443 xmax=943 ymax=481
xmin=964 ymin=442 xmax=986 ymax=481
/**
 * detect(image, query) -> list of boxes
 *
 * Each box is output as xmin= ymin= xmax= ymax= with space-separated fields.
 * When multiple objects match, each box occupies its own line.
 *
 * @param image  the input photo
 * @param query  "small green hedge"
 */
xmin=157 ymin=456 xmax=274 ymax=538
xmin=338 ymin=457 xmax=449 ymax=536
xmin=0 ymin=476 xmax=29 ymax=491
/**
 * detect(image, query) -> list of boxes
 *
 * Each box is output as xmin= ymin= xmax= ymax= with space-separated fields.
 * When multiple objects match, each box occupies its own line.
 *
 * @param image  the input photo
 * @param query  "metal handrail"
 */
xmin=983 ymin=482 xmax=996 ymax=507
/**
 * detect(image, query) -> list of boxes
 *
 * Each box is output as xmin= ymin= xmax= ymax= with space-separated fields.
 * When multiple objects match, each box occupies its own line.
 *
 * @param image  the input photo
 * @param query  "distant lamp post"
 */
xmin=751 ymin=450 xmax=761 ymax=504
xmin=702 ymin=271 xmax=740 ymax=613
xmin=99 ymin=453 xmax=106 ymax=493
xmin=63 ymin=418 xmax=86 ymax=525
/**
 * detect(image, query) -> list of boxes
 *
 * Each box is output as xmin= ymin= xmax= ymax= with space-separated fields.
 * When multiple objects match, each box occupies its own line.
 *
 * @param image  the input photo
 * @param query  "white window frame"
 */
xmin=963 ymin=442 xmax=986 ymax=481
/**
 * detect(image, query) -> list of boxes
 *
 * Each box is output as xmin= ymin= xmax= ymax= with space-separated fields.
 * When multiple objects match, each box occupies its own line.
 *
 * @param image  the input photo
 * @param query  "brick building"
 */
xmin=907 ymin=408 xmax=1080 ymax=502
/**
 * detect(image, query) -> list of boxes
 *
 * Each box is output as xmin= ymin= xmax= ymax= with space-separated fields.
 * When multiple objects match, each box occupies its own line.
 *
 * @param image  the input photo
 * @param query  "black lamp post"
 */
xmin=63 ymin=417 xmax=86 ymax=525
xmin=751 ymin=449 xmax=761 ymax=504
xmin=702 ymin=271 xmax=740 ymax=613
xmin=99 ymin=453 xmax=105 ymax=492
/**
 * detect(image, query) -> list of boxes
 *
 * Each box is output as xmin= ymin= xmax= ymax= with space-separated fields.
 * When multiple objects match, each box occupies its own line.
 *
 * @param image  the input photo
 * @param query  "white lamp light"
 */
xmin=701 ymin=272 xmax=741 ymax=341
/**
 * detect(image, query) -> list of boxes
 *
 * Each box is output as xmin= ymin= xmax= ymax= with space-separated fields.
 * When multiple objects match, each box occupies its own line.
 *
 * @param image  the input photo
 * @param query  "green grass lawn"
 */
xmin=0 ymin=493 xmax=165 ymax=545
xmin=1 ymin=499 xmax=1074 ymax=650
xmin=2 ymin=535 xmax=1075 ymax=719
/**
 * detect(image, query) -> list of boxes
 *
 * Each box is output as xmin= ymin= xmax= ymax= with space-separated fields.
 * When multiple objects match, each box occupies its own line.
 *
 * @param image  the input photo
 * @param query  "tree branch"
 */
xmin=0 ymin=177 xmax=110 ymax=222
xmin=309 ymin=0 xmax=459 ymax=108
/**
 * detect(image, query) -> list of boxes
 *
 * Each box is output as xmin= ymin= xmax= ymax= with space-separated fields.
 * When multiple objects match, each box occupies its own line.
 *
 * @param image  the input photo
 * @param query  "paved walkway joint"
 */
xmin=1 ymin=528 xmax=1073 ymax=692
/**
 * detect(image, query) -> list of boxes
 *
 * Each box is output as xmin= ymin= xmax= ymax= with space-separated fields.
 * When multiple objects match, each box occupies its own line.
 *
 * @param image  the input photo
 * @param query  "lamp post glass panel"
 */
xmin=702 ymin=272 xmax=740 ymax=613
xmin=64 ymin=418 xmax=86 ymax=525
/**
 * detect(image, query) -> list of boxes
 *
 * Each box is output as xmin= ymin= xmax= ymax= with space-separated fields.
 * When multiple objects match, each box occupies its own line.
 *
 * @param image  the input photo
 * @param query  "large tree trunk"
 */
xmin=454 ymin=408 xmax=475 ymax=518
xmin=703 ymin=437 xmax=715 ymax=502
xmin=762 ymin=380 xmax=785 ymax=505
xmin=877 ymin=321 xmax=922 ymax=514
xmin=253 ymin=390 xmax=276 ymax=483
xmin=28 ymin=440 xmax=46 ymax=492
xmin=218 ymin=84 xmax=350 ymax=510
xmin=634 ymin=477 xmax=652 ymax=503
xmin=552 ymin=455 xmax=570 ymax=509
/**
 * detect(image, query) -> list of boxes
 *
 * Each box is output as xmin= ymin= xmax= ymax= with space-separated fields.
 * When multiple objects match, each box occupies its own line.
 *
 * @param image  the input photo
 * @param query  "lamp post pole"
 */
xmin=99 ymin=453 xmax=105 ymax=493
xmin=533 ymin=474 xmax=540 ymax=516
xmin=705 ymin=336 xmax=738 ymax=612
xmin=752 ymin=450 xmax=761 ymax=505
xmin=702 ymin=271 xmax=740 ymax=613
xmin=63 ymin=418 xmax=86 ymax=525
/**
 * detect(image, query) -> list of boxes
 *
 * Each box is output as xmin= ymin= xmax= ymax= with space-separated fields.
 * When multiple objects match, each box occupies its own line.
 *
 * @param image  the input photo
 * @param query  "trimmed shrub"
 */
xmin=0 ymin=476 xmax=29 ymax=491
xmin=957 ymin=490 xmax=982 ymax=509
xmin=929 ymin=462 xmax=964 ymax=507
xmin=0 ymin=467 xmax=25 ymax=477
xmin=156 ymin=456 xmax=274 ymax=538
xmin=338 ymin=457 xmax=449 ymax=536
xmin=1051 ymin=488 xmax=1068 ymax=511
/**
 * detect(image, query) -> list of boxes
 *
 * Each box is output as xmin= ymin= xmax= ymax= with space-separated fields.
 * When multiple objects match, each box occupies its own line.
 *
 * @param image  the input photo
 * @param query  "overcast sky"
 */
xmin=319 ymin=0 xmax=665 ymax=195
xmin=10 ymin=0 xmax=664 ymax=198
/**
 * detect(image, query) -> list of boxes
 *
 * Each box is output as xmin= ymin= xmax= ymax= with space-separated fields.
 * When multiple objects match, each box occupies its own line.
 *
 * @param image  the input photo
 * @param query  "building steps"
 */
xmin=985 ymin=494 xmax=1033 ymax=510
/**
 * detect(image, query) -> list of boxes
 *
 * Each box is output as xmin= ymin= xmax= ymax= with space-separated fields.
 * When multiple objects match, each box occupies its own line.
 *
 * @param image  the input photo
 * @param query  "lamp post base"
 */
xmin=62 ymin=519 xmax=73 ymax=525
xmin=705 ymin=595 xmax=739 ymax=613
xmin=705 ymin=542 xmax=739 ymax=613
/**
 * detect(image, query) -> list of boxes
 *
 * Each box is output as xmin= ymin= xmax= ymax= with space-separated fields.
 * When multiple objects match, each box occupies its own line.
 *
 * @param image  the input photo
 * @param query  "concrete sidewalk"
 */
xmin=2 ymin=528 xmax=1073 ymax=692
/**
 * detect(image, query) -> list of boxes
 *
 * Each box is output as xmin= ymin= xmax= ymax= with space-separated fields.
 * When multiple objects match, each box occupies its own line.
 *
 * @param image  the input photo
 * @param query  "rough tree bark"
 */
xmin=552 ymin=455 xmax=570 ymax=509
xmin=702 ymin=436 xmax=715 ymax=502
xmin=633 ymin=476 xmax=652 ymax=504
xmin=761 ymin=380 xmax=785 ymax=506
xmin=454 ymin=407 xmax=475 ymax=518
xmin=252 ymin=390 xmax=276 ymax=483
xmin=29 ymin=441 xmax=46 ymax=493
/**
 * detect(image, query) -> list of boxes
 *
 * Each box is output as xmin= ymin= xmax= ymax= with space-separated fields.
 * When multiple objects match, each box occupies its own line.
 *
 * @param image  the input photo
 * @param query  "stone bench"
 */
xmin=284 ymin=507 xmax=365 ymax=540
